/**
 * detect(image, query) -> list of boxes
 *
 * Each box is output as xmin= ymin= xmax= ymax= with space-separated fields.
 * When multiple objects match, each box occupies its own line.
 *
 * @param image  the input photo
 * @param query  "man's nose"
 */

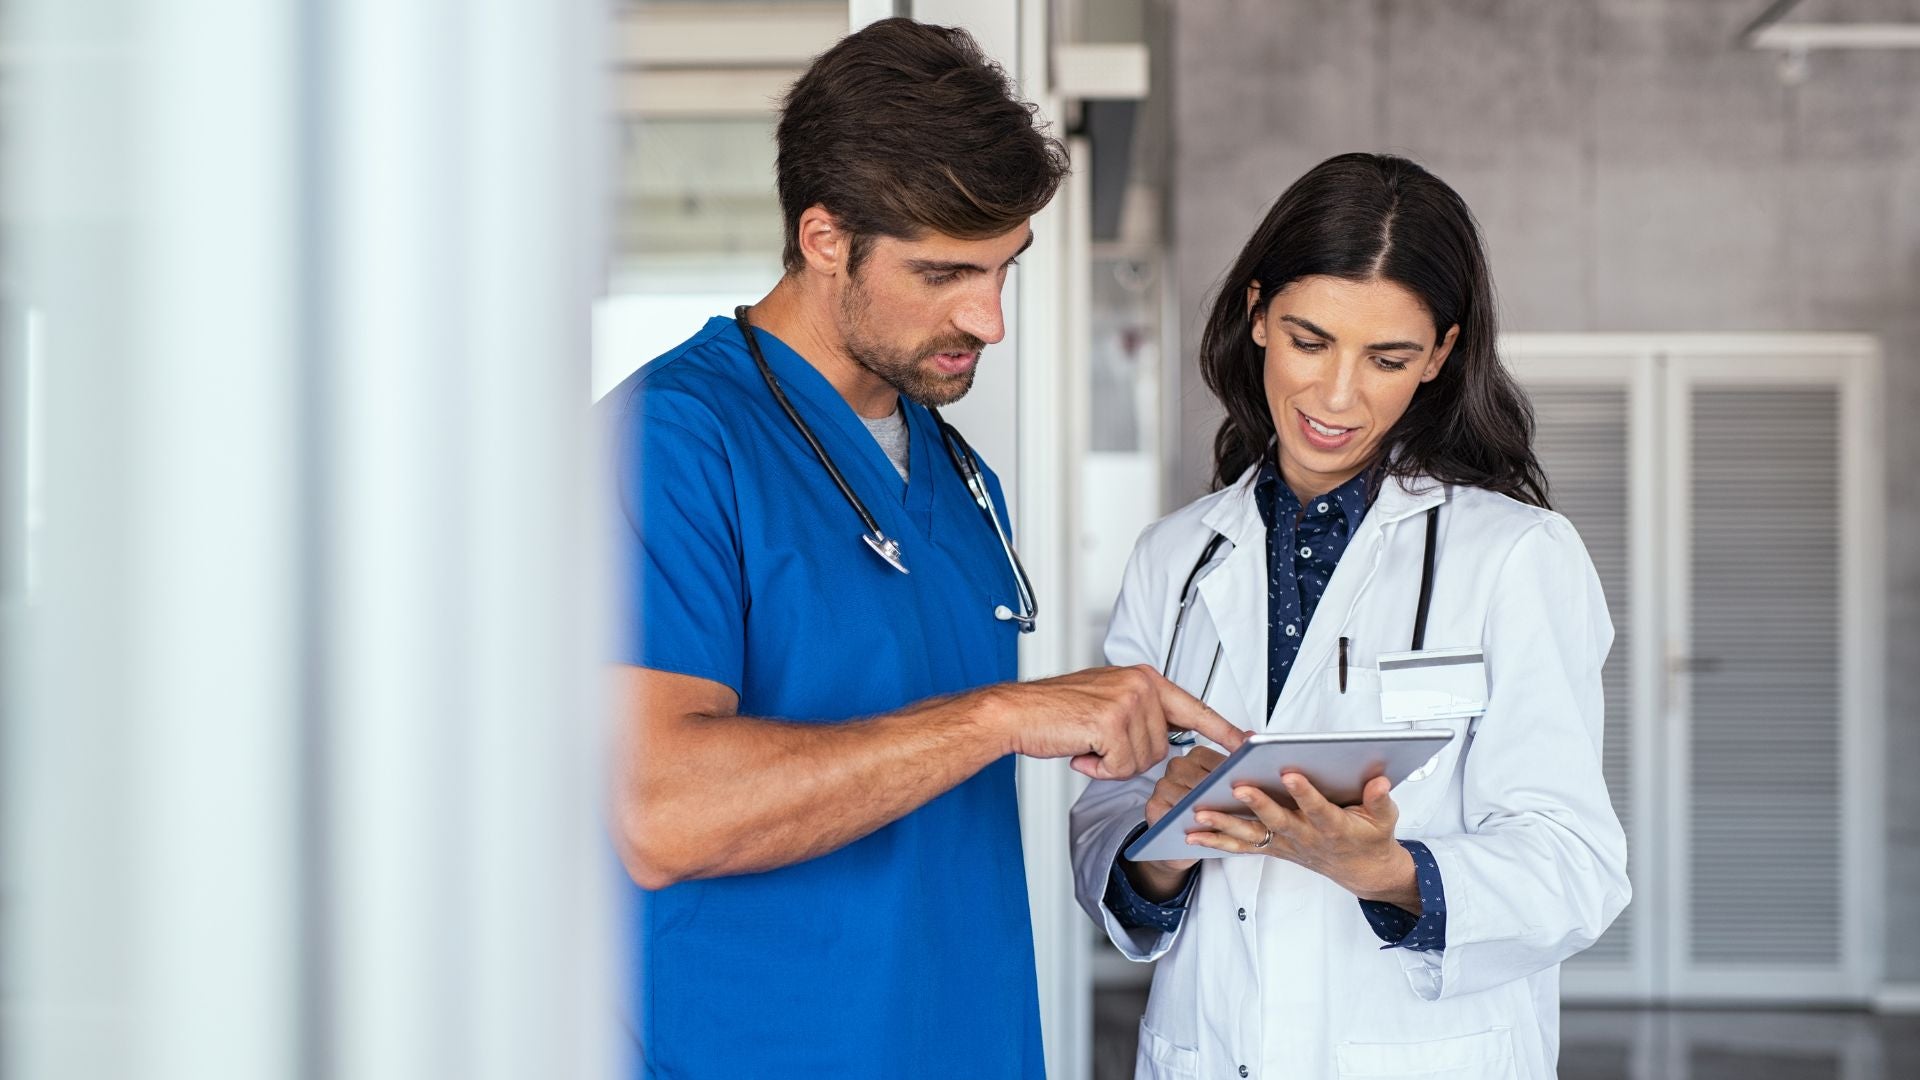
xmin=951 ymin=285 xmax=1006 ymax=346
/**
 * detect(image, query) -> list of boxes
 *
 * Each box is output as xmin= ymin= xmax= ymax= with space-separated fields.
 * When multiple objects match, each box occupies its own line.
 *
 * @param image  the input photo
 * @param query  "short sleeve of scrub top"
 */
xmin=611 ymin=383 xmax=747 ymax=694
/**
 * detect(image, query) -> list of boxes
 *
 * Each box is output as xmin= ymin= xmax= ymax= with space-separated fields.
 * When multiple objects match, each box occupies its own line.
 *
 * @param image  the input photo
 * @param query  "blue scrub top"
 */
xmin=604 ymin=316 xmax=1043 ymax=1079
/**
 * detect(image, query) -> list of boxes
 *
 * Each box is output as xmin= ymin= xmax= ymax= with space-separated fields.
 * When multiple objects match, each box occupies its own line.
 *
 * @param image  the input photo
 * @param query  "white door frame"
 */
xmin=1506 ymin=332 xmax=1884 ymax=1005
xmin=1661 ymin=337 xmax=1883 ymax=1002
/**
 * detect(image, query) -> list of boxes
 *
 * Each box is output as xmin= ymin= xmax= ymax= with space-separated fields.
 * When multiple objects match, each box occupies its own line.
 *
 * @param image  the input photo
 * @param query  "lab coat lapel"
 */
xmin=1269 ymin=473 xmax=1449 ymax=727
xmin=1195 ymin=471 xmax=1269 ymax=731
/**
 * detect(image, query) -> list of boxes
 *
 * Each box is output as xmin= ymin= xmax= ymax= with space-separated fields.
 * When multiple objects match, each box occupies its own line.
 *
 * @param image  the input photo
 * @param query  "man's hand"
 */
xmin=990 ymin=665 xmax=1246 ymax=781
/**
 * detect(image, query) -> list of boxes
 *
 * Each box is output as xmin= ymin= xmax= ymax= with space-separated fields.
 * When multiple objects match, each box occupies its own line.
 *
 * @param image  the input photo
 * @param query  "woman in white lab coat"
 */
xmin=1071 ymin=153 xmax=1630 ymax=1080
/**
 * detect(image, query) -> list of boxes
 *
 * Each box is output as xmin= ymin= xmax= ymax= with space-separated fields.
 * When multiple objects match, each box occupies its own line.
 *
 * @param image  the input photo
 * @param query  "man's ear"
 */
xmin=795 ymin=205 xmax=846 ymax=275
xmin=1245 ymin=283 xmax=1267 ymax=348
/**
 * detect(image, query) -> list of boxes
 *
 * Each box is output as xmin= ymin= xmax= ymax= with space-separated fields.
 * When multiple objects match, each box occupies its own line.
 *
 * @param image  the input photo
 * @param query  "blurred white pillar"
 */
xmin=2 ymin=1 xmax=615 ymax=1078
xmin=3 ymin=2 xmax=305 ymax=1077
xmin=322 ymin=1 xmax=612 ymax=1078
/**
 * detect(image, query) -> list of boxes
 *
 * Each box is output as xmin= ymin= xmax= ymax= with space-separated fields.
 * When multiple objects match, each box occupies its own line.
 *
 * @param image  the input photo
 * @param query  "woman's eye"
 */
xmin=1289 ymin=336 xmax=1325 ymax=353
xmin=1375 ymin=356 xmax=1411 ymax=371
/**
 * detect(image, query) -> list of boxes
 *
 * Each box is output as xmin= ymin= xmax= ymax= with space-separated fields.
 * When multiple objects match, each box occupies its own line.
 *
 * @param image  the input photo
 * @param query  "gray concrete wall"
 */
xmin=1167 ymin=0 xmax=1920 ymax=982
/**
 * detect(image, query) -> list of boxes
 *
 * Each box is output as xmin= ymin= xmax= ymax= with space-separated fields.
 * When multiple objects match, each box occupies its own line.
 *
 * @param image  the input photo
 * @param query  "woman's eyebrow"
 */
xmin=1278 ymin=313 xmax=1423 ymax=352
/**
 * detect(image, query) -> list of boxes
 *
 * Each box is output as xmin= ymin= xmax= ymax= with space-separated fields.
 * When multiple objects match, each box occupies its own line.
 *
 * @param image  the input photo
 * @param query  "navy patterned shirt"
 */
xmin=1105 ymin=460 xmax=1448 ymax=951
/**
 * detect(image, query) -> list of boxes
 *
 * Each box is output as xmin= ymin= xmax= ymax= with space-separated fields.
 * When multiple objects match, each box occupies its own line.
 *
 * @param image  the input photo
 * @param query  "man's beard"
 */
xmin=839 ymin=274 xmax=985 ymax=408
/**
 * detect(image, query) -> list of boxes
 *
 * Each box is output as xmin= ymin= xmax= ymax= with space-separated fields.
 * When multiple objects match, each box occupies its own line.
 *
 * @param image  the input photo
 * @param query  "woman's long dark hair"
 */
xmin=1198 ymin=153 xmax=1549 ymax=508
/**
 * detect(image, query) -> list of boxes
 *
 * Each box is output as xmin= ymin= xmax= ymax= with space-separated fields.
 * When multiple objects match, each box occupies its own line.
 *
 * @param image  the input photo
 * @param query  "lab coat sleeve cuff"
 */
xmin=1104 ymin=822 xmax=1198 ymax=933
xmin=1358 ymin=840 xmax=1448 ymax=953
xmin=1090 ymin=819 xmax=1185 ymax=962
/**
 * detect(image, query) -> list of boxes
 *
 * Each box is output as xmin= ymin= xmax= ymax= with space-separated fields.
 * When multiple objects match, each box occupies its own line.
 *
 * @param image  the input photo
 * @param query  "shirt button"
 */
xmin=1299 ymin=545 xmax=1312 ymax=558
xmin=1240 ymin=1067 xmax=1250 ymax=1078
xmin=1284 ymin=624 xmax=1299 ymax=637
xmin=1317 ymin=502 xmax=1329 ymax=513
xmin=1237 ymin=907 xmax=1247 ymax=921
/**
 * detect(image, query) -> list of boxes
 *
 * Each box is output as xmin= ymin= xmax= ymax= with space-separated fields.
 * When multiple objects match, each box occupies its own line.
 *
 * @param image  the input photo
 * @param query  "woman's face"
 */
xmin=1249 ymin=274 xmax=1457 ymax=501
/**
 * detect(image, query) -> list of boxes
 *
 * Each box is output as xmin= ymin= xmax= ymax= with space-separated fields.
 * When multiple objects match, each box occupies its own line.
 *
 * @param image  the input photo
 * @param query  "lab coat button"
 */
xmin=1237 ymin=907 xmax=1246 ymax=921
xmin=1239 ymin=1066 xmax=1250 ymax=1077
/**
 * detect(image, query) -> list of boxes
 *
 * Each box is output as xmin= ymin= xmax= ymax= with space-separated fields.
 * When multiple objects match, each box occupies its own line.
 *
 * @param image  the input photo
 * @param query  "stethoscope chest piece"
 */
xmin=863 ymin=531 xmax=910 ymax=575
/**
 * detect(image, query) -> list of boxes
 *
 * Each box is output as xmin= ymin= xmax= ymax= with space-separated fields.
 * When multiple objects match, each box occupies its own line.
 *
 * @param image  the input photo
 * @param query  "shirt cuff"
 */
xmin=1103 ymin=822 xmax=1198 ymax=933
xmin=1358 ymin=839 xmax=1447 ymax=952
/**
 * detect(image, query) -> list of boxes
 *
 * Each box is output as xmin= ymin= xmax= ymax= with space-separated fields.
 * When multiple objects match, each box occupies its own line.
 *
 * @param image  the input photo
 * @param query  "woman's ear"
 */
xmin=1245 ymin=283 xmax=1267 ymax=348
xmin=1422 ymin=324 xmax=1460 ymax=383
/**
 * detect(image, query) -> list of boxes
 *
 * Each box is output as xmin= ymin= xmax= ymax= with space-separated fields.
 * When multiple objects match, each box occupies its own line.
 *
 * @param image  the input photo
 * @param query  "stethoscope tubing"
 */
xmin=734 ymin=306 xmax=1038 ymax=632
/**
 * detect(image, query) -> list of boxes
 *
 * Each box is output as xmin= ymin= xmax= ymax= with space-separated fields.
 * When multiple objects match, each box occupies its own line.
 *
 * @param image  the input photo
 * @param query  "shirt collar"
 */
xmin=1253 ymin=455 xmax=1370 ymax=535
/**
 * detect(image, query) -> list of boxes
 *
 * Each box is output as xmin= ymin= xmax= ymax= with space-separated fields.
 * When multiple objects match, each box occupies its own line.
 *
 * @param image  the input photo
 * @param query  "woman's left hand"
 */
xmin=1187 ymin=772 xmax=1421 ymax=911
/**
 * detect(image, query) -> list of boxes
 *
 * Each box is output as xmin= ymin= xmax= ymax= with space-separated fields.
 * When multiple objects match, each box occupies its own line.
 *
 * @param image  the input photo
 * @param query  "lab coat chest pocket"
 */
xmin=1323 ymin=664 xmax=1466 ymax=834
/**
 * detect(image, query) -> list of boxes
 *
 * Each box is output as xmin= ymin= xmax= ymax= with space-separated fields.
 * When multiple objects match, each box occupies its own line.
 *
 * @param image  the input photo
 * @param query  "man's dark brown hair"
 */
xmin=775 ymin=17 xmax=1069 ymax=274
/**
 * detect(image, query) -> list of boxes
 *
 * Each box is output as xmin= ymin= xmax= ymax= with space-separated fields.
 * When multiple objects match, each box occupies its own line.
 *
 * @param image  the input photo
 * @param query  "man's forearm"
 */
xmin=616 ymin=683 xmax=1013 ymax=889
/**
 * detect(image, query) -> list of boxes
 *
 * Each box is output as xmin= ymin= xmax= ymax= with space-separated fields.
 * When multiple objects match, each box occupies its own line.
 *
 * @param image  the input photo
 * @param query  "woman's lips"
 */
xmin=1297 ymin=409 xmax=1358 ymax=451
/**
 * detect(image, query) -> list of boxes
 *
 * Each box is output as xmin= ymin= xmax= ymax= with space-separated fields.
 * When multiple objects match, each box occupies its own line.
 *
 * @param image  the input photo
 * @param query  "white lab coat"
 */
xmin=1071 ymin=469 xmax=1630 ymax=1080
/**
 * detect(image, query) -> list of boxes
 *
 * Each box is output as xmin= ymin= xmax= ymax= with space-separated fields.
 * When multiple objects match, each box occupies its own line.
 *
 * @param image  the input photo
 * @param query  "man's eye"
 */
xmin=924 ymin=272 xmax=958 ymax=287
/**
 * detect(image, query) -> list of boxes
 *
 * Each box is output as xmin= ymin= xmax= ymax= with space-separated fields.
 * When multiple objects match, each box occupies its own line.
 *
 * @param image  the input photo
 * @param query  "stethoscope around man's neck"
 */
xmin=734 ymin=306 xmax=1039 ymax=633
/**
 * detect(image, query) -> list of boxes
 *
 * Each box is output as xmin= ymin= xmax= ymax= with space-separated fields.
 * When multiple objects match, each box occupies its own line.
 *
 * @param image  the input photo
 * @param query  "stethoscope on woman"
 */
xmin=735 ymin=306 xmax=1039 ymax=633
xmin=1163 ymin=498 xmax=1441 ymax=745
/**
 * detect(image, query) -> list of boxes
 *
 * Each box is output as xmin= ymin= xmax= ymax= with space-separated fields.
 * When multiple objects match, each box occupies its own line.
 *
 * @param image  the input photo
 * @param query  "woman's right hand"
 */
xmin=1123 ymin=745 xmax=1229 ymax=897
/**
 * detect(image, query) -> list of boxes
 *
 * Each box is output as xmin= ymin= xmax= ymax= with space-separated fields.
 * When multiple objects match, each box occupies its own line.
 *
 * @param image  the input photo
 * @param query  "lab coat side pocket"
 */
xmin=1134 ymin=1018 xmax=1199 ymax=1080
xmin=1335 ymin=1026 xmax=1519 ymax=1079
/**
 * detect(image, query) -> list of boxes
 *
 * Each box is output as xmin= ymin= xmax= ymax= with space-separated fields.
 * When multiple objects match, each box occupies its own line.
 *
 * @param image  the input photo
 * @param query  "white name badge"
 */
xmin=1377 ymin=646 xmax=1488 ymax=724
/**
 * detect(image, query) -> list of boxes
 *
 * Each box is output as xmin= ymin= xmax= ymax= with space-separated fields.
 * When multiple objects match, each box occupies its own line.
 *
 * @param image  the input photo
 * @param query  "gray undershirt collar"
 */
xmin=860 ymin=400 xmax=909 ymax=483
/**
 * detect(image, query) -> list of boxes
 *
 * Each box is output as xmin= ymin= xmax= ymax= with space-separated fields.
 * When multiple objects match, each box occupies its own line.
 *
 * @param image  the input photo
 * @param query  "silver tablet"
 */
xmin=1123 ymin=729 xmax=1454 ymax=863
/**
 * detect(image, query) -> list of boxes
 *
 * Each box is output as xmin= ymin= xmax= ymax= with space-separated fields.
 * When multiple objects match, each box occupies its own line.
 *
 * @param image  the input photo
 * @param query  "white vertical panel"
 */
xmin=1665 ymin=341 xmax=1880 ymax=1002
xmin=5 ymin=3 xmax=615 ymax=1078
xmin=3 ymin=1 xmax=305 ymax=1076
xmin=323 ymin=0 xmax=615 ymax=1076
xmin=129 ymin=1 xmax=304 ymax=1075
xmin=1686 ymin=386 xmax=1844 ymax=964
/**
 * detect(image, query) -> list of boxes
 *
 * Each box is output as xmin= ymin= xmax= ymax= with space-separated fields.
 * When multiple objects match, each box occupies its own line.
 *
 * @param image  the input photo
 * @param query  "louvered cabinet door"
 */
xmin=1665 ymin=346 xmax=1881 ymax=1001
xmin=1505 ymin=340 xmax=1662 ymax=1000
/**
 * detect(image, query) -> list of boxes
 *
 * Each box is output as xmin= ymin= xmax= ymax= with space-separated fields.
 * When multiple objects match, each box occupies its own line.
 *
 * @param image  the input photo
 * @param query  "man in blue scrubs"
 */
xmin=602 ymin=18 xmax=1240 ymax=1079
